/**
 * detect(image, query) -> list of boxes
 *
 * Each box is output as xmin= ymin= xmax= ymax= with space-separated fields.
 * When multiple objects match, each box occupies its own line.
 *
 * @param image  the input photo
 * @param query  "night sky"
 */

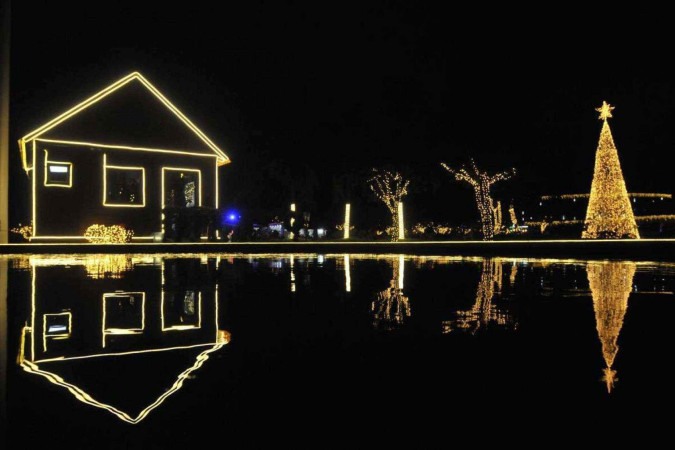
xmin=9 ymin=3 xmax=675 ymax=226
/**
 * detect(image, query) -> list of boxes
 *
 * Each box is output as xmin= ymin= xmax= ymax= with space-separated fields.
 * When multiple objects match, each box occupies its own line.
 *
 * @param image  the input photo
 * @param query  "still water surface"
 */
xmin=3 ymin=253 xmax=675 ymax=446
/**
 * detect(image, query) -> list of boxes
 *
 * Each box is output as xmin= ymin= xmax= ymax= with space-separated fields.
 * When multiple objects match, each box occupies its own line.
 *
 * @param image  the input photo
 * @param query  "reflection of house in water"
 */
xmin=17 ymin=256 xmax=229 ymax=424
xmin=587 ymin=261 xmax=636 ymax=393
xmin=371 ymin=255 xmax=410 ymax=330
xmin=442 ymin=258 xmax=516 ymax=334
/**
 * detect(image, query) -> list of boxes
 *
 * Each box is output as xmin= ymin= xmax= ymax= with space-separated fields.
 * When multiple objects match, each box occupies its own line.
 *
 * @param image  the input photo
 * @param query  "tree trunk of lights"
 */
xmin=476 ymin=187 xmax=495 ymax=241
xmin=389 ymin=203 xmax=399 ymax=242
xmin=397 ymin=201 xmax=404 ymax=240
xmin=0 ymin=0 xmax=10 ymax=243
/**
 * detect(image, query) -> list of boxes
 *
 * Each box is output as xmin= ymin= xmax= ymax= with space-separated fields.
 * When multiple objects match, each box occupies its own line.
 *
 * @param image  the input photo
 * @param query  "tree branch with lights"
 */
xmin=368 ymin=169 xmax=410 ymax=241
xmin=441 ymin=159 xmax=515 ymax=240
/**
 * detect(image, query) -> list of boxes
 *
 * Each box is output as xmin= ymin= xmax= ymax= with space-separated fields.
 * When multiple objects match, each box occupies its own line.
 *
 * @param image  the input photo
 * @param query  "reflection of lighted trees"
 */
xmin=371 ymin=255 xmax=410 ymax=330
xmin=84 ymin=255 xmax=134 ymax=279
xmin=443 ymin=258 xmax=514 ymax=334
xmin=587 ymin=261 xmax=636 ymax=393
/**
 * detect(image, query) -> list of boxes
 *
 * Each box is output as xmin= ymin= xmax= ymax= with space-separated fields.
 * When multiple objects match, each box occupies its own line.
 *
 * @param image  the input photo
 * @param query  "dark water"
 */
xmin=3 ymin=253 xmax=675 ymax=447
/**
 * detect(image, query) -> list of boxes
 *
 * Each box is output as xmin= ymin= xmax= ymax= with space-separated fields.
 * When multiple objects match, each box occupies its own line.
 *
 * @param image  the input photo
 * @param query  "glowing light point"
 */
xmin=596 ymin=101 xmax=615 ymax=121
xmin=344 ymin=254 xmax=351 ymax=292
xmin=398 ymin=202 xmax=405 ymax=240
xmin=344 ymin=203 xmax=351 ymax=239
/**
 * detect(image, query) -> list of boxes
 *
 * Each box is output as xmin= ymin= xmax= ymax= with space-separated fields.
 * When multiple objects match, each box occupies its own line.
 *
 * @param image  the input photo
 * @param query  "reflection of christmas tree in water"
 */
xmin=371 ymin=256 xmax=410 ymax=330
xmin=442 ymin=259 xmax=515 ymax=334
xmin=587 ymin=261 xmax=636 ymax=393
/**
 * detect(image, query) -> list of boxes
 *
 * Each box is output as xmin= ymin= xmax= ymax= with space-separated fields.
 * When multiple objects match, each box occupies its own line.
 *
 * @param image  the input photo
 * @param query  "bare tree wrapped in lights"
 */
xmin=442 ymin=258 xmax=515 ymax=334
xmin=368 ymin=169 xmax=410 ymax=242
xmin=441 ymin=160 xmax=515 ymax=240
xmin=582 ymin=102 xmax=640 ymax=239
xmin=371 ymin=256 xmax=410 ymax=330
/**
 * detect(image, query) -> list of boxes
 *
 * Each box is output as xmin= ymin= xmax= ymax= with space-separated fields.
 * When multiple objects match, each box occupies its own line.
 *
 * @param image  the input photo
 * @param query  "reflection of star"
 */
xmin=596 ymin=101 xmax=615 ymax=121
xmin=602 ymin=367 xmax=617 ymax=393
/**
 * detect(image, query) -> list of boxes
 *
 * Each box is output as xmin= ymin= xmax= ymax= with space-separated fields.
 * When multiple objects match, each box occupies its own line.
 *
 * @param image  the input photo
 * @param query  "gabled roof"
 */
xmin=20 ymin=336 xmax=227 ymax=424
xmin=19 ymin=72 xmax=230 ymax=170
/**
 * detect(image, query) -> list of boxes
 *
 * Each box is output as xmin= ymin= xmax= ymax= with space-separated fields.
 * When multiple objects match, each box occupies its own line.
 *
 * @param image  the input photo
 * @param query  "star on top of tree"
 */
xmin=596 ymin=101 xmax=615 ymax=121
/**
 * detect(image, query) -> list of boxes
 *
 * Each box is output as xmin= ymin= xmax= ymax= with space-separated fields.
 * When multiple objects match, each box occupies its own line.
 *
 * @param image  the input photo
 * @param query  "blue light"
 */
xmin=221 ymin=210 xmax=241 ymax=226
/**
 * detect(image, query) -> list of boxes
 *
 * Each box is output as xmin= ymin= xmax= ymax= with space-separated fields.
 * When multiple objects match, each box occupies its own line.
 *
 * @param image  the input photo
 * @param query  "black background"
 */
xmin=9 ymin=3 xmax=675 ymax=226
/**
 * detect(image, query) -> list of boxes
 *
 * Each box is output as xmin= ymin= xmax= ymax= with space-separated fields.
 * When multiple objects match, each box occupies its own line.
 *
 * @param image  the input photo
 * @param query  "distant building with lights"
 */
xmin=530 ymin=192 xmax=675 ymax=237
xmin=18 ymin=72 xmax=230 ymax=241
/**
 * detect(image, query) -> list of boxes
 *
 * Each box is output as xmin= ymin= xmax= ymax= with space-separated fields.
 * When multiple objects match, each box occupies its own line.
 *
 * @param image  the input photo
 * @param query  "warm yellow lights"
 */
xmin=398 ymin=202 xmax=405 ymax=240
xmin=596 ymin=100 xmax=615 ymax=121
xmin=32 ymin=141 xmax=37 ymax=235
xmin=582 ymin=102 xmax=640 ymax=239
xmin=442 ymin=259 xmax=513 ymax=334
xmin=83 ymin=254 xmax=134 ymax=278
xmin=161 ymin=167 xmax=202 ymax=208
xmin=84 ymin=224 xmax=134 ymax=244
xmin=397 ymin=254 xmax=404 ymax=289
xmin=161 ymin=292 xmax=202 ymax=331
xmin=43 ymin=150 xmax=73 ymax=187
xmin=541 ymin=193 xmax=672 ymax=201
xmin=36 ymin=138 xmax=222 ymax=161
xmin=18 ymin=72 xmax=230 ymax=170
xmin=344 ymin=254 xmax=351 ymax=292
xmin=371 ymin=255 xmax=410 ymax=329
xmin=20 ymin=72 xmax=228 ymax=242
xmin=442 ymin=160 xmax=515 ymax=241
xmin=344 ymin=203 xmax=351 ymax=239
xmin=587 ymin=261 xmax=635 ymax=393
xmin=290 ymin=254 xmax=296 ymax=292
xmin=509 ymin=202 xmax=518 ymax=227
xmin=19 ymin=343 xmax=226 ymax=424
xmin=102 ymin=154 xmax=146 ymax=208
xmin=102 ymin=292 xmax=146 ymax=348
xmin=493 ymin=200 xmax=502 ymax=234
xmin=368 ymin=169 xmax=410 ymax=242
xmin=42 ymin=312 xmax=72 ymax=351
xmin=20 ymin=258 xmax=230 ymax=424
xmin=10 ymin=222 xmax=33 ymax=241
xmin=289 ymin=203 xmax=296 ymax=239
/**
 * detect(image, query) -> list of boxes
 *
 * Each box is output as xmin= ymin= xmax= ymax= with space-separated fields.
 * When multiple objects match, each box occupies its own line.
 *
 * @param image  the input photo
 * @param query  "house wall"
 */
xmin=32 ymin=142 xmax=218 ymax=237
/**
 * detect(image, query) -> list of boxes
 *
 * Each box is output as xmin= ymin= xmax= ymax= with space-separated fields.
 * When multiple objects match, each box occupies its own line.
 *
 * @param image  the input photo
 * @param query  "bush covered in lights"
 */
xmin=84 ymin=224 xmax=134 ymax=243
xmin=11 ymin=222 xmax=33 ymax=241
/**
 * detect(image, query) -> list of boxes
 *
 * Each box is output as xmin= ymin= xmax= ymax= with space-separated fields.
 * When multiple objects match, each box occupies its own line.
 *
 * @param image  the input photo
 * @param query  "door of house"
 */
xmin=162 ymin=169 xmax=201 ymax=209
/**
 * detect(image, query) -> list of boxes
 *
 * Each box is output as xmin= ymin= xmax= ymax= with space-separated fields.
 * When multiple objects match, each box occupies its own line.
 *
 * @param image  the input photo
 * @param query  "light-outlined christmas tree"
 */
xmin=582 ymin=102 xmax=640 ymax=239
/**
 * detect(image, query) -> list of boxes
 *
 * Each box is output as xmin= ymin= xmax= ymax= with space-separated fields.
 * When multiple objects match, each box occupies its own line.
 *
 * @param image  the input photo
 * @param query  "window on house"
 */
xmin=103 ymin=292 xmax=145 ymax=333
xmin=162 ymin=290 xmax=201 ymax=330
xmin=45 ymin=162 xmax=72 ymax=187
xmin=105 ymin=167 xmax=145 ymax=206
xmin=163 ymin=169 xmax=201 ymax=208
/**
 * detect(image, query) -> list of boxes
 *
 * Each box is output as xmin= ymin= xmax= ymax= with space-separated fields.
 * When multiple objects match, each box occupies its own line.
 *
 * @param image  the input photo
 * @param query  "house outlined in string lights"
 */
xmin=18 ymin=72 xmax=230 ymax=241
xmin=17 ymin=256 xmax=230 ymax=424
